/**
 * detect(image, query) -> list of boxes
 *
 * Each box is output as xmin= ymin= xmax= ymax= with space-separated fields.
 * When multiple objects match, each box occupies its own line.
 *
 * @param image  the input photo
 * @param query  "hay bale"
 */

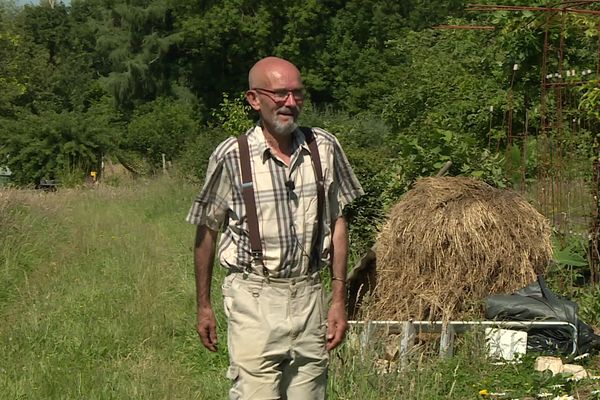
xmin=365 ymin=176 xmax=552 ymax=322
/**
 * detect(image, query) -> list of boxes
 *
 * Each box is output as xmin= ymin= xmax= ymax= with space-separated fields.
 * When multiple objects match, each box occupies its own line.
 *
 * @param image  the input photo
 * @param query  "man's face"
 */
xmin=258 ymin=88 xmax=303 ymax=136
xmin=248 ymin=65 xmax=304 ymax=137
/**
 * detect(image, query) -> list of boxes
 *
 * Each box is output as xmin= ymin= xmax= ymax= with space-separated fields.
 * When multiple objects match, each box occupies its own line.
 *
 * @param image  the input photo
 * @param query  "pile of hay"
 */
xmin=365 ymin=176 xmax=552 ymax=322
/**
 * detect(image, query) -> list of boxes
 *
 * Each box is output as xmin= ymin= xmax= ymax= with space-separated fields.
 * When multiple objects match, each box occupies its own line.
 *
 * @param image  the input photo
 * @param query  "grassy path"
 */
xmin=0 ymin=179 xmax=229 ymax=399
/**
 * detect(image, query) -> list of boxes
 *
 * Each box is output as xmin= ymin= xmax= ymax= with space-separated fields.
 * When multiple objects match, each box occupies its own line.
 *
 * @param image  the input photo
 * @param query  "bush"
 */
xmin=175 ymin=127 xmax=230 ymax=183
xmin=176 ymin=93 xmax=251 ymax=182
xmin=124 ymin=98 xmax=202 ymax=172
xmin=0 ymin=110 xmax=115 ymax=185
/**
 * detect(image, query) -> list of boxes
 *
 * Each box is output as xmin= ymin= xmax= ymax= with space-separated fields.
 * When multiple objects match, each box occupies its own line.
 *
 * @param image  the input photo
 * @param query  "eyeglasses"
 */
xmin=252 ymin=87 xmax=305 ymax=105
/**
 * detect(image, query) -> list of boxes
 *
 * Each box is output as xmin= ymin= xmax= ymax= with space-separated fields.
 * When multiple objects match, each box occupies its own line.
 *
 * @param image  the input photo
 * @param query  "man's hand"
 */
xmin=326 ymin=301 xmax=347 ymax=351
xmin=197 ymin=306 xmax=218 ymax=352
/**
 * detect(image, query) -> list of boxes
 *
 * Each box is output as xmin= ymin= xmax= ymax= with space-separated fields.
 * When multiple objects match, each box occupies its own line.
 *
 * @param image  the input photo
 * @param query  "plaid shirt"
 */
xmin=186 ymin=125 xmax=364 ymax=278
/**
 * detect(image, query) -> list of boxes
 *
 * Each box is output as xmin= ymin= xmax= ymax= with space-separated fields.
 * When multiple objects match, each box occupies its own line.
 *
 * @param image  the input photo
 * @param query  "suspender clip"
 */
xmin=242 ymin=265 xmax=252 ymax=279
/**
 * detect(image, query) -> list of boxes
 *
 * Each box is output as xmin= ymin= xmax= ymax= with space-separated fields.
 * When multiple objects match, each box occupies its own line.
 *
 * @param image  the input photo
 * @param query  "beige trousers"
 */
xmin=222 ymin=272 xmax=328 ymax=400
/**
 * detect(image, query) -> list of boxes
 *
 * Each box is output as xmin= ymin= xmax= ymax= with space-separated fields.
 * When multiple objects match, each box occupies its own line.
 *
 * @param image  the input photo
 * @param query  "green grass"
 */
xmin=0 ymin=179 xmax=230 ymax=399
xmin=1 ymin=177 xmax=599 ymax=399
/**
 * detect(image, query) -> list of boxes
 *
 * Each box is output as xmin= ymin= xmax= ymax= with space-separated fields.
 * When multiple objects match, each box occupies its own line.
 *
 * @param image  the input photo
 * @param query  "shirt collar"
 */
xmin=249 ymin=124 xmax=310 ymax=163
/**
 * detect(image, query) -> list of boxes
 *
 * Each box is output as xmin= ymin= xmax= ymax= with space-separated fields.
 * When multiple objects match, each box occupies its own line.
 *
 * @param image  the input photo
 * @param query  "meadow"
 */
xmin=1 ymin=177 xmax=599 ymax=399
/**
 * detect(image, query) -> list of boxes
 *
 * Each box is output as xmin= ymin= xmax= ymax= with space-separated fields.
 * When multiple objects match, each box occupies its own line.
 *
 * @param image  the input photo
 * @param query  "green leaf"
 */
xmin=553 ymin=248 xmax=589 ymax=267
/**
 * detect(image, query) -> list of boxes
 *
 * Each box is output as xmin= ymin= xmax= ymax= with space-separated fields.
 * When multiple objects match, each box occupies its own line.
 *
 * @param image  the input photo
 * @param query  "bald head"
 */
xmin=248 ymin=57 xmax=302 ymax=89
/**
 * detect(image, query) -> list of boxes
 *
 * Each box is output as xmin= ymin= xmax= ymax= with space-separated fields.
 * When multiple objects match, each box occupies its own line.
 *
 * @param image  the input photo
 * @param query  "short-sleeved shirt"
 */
xmin=186 ymin=125 xmax=364 ymax=278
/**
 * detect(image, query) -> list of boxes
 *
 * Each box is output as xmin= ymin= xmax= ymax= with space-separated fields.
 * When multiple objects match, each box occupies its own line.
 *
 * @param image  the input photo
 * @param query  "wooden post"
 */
xmin=399 ymin=321 xmax=415 ymax=367
xmin=359 ymin=320 xmax=374 ymax=359
xmin=440 ymin=324 xmax=456 ymax=358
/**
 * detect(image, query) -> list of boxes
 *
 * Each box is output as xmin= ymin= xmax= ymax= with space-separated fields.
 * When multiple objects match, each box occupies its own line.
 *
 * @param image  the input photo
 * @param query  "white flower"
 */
xmin=551 ymin=396 xmax=574 ymax=400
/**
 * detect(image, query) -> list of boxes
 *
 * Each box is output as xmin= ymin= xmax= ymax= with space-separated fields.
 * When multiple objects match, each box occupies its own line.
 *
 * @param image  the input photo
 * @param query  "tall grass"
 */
xmin=1 ymin=178 xmax=598 ymax=399
xmin=0 ymin=179 xmax=229 ymax=399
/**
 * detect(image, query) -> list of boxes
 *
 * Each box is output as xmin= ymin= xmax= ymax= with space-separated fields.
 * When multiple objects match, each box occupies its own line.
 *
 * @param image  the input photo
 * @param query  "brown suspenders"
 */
xmin=237 ymin=127 xmax=325 ymax=277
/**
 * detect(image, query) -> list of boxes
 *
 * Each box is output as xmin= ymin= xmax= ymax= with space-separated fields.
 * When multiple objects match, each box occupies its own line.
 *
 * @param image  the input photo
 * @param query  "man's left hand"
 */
xmin=326 ymin=301 xmax=348 ymax=351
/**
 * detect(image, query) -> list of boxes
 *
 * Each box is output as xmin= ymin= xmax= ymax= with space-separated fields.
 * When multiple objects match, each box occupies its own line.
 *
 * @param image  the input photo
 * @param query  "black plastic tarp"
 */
xmin=485 ymin=276 xmax=600 ymax=356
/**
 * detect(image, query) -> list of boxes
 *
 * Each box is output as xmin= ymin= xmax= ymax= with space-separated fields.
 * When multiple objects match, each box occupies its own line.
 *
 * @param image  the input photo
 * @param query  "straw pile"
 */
xmin=364 ymin=176 xmax=552 ymax=322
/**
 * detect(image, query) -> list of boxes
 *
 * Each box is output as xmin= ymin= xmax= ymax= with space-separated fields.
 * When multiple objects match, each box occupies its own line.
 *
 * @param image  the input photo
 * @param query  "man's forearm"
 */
xmin=194 ymin=225 xmax=218 ymax=308
xmin=330 ymin=216 xmax=348 ymax=306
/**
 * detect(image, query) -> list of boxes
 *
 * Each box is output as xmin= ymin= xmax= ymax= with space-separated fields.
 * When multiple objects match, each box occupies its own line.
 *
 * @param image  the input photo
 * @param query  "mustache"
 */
xmin=276 ymin=106 xmax=298 ymax=114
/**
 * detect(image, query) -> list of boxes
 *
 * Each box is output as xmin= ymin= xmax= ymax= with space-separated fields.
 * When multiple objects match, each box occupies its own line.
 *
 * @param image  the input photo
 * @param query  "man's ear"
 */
xmin=246 ymin=90 xmax=261 ymax=111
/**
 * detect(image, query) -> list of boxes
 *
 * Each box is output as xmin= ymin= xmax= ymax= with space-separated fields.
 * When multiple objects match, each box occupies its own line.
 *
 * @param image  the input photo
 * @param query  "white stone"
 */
xmin=485 ymin=328 xmax=527 ymax=360
xmin=562 ymin=364 xmax=588 ymax=381
xmin=534 ymin=356 xmax=563 ymax=375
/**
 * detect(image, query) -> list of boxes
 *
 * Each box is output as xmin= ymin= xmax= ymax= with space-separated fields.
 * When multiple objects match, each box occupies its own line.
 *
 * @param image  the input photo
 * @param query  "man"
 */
xmin=187 ymin=56 xmax=363 ymax=399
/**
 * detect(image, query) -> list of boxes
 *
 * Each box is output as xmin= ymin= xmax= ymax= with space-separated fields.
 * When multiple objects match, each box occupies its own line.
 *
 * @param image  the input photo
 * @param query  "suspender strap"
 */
xmin=300 ymin=127 xmax=325 ymax=271
xmin=237 ymin=134 xmax=264 ymax=270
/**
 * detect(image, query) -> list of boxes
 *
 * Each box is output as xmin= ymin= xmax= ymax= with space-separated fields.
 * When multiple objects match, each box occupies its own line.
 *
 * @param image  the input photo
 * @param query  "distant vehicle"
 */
xmin=37 ymin=178 xmax=59 ymax=191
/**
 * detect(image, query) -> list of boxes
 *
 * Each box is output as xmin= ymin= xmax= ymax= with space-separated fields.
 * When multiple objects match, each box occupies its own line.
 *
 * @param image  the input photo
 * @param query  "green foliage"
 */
xmin=0 ymin=108 xmax=118 ymax=184
xmin=546 ymin=233 xmax=600 ymax=328
xmin=547 ymin=234 xmax=593 ymax=308
xmin=0 ymin=30 xmax=25 ymax=113
xmin=12 ymin=3 xmax=83 ymax=113
xmin=176 ymin=92 xmax=249 ymax=182
xmin=577 ymin=285 xmax=600 ymax=327
xmin=175 ymin=127 xmax=229 ymax=183
xmin=210 ymin=92 xmax=252 ymax=136
xmin=579 ymin=83 xmax=600 ymax=122
xmin=383 ymin=27 xmax=508 ymax=132
xmin=176 ymin=0 xmax=276 ymax=112
xmin=124 ymin=97 xmax=201 ymax=171
xmin=0 ymin=11 xmax=50 ymax=116
xmin=554 ymin=239 xmax=590 ymax=269
xmin=95 ymin=0 xmax=181 ymax=111
xmin=392 ymin=127 xmax=507 ymax=187
xmin=299 ymin=108 xmax=398 ymax=256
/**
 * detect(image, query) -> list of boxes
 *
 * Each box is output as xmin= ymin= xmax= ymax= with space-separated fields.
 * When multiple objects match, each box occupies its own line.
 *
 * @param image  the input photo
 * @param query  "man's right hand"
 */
xmin=197 ymin=306 xmax=218 ymax=352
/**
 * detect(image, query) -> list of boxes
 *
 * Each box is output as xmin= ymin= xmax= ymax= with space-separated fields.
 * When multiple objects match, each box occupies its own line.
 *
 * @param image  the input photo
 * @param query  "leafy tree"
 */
xmin=16 ymin=3 xmax=71 ymax=64
xmin=94 ymin=0 xmax=181 ymax=111
xmin=0 ymin=28 xmax=25 ymax=116
xmin=175 ymin=0 xmax=276 ymax=113
xmin=0 ymin=4 xmax=50 ymax=116
xmin=11 ymin=3 xmax=75 ymax=112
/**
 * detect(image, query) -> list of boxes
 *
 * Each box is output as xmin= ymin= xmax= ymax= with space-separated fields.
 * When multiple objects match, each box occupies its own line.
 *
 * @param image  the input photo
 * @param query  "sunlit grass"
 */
xmin=0 ymin=179 xmax=230 ymax=399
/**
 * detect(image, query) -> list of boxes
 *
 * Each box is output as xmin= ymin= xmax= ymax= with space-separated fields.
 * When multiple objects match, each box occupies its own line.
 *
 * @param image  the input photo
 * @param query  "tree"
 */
xmin=93 ymin=0 xmax=181 ymax=111
xmin=123 ymin=97 xmax=200 ymax=171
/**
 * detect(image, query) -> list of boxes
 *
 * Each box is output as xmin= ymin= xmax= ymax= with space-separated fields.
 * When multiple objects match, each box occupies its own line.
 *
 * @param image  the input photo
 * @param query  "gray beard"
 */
xmin=271 ymin=120 xmax=298 ymax=136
